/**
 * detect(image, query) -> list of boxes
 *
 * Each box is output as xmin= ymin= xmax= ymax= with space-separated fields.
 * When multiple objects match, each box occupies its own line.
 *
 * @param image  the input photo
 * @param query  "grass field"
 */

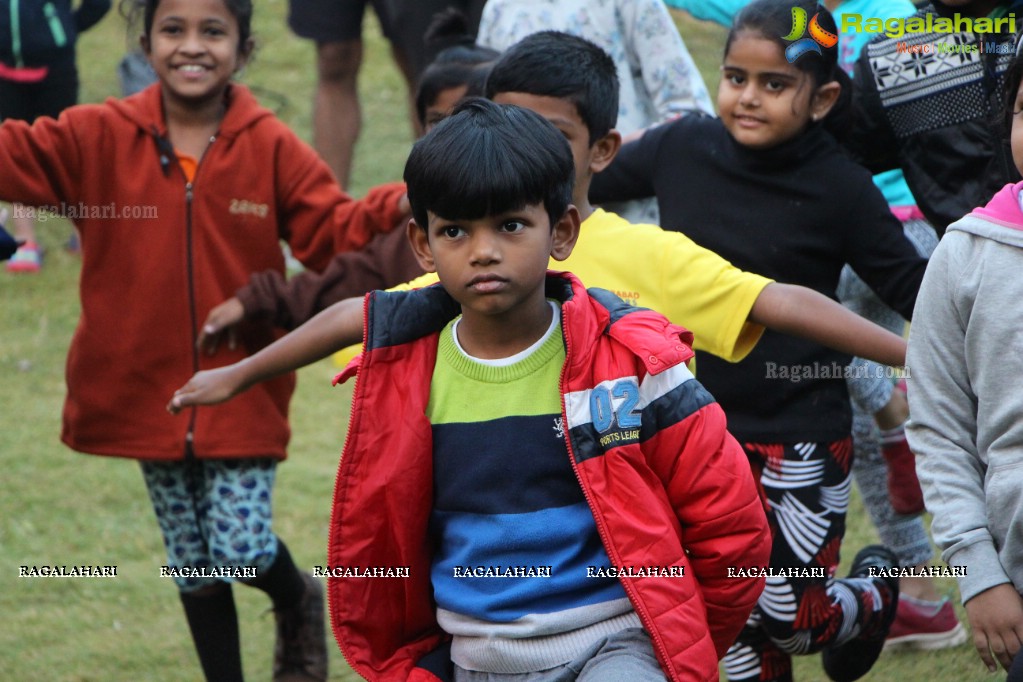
xmin=0 ymin=3 xmax=990 ymax=681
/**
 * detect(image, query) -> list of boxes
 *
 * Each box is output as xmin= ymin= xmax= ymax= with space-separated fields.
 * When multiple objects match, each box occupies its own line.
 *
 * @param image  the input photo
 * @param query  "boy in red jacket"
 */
xmin=326 ymin=98 xmax=770 ymax=681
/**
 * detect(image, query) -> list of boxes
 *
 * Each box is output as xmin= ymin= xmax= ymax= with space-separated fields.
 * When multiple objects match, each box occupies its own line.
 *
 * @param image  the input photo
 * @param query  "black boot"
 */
xmin=241 ymin=541 xmax=327 ymax=682
xmin=179 ymin=583 xmax=244 ymax=682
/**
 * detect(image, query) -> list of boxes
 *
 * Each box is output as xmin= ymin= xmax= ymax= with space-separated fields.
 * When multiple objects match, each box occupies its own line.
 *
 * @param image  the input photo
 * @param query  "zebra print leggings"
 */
xmin=723 ymin=439 xmax=896 ymax=682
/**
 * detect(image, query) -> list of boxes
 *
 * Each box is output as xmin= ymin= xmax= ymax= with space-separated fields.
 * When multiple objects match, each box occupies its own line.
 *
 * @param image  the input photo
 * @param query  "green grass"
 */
xmin=0 ymin=4 xmax=987 ymax=681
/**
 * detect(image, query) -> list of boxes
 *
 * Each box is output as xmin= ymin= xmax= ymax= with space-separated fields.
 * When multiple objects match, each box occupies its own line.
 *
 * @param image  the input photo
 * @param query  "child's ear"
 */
xmin=406 ymin=219 xmax=437 ymax=273
xmin=550 ymin=205 xmax=582 ymax=262
xmin=811 ymin=82 xmax=841 ymax=122
xmin=140 ymin=33 xmax=151 ymax=57
xmin=589 ymin=130 xmax=622 ymax=174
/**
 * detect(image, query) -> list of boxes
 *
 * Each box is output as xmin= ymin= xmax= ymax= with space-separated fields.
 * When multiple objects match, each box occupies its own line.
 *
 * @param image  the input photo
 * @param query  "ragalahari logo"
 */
xmin=782 ymin=6 xmax=838 ymax=62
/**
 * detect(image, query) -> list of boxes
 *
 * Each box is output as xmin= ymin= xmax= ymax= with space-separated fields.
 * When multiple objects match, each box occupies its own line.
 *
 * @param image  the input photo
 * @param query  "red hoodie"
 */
xmin=0 ymin=83 xmax=406 ymax=460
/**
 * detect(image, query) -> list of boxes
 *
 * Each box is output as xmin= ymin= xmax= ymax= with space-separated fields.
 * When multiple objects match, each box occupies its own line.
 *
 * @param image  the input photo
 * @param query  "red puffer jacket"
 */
xmin=328 ymin=272 xmax=771 ymax=681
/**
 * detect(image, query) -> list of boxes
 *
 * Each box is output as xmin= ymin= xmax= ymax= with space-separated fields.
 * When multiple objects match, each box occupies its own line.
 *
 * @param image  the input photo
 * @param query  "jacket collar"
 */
xmin=106 ymin=82 xmax=274 ymax=140
xmin=361 ymin=272 xmax=583 ymax=354
xmin=335 ymin=271 xmax=694 ymax=385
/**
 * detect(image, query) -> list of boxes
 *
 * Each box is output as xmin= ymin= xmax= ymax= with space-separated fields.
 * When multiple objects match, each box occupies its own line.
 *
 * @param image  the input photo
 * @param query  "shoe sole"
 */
xmin=6 ymin=263 xmax=41 ymax=273
xmin=884 ymin=622 xmax=968 ymax=651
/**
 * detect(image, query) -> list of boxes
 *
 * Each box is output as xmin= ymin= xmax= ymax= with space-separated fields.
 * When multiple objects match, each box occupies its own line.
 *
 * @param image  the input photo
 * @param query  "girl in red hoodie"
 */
xmin=0 ymin=0 xmax=408 ymax=679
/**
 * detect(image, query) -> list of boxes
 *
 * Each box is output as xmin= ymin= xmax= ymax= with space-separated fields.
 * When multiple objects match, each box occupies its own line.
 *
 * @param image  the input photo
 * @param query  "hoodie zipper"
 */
xmin=328 ymin=292 xmax=373 ymax=678
xmin=10 ymin=0 xmax=22 ymax=67
xmin=43 ymin=2 xmax=67 ymax=49
xmin=182 ymin=136 xmax=217 ymax=458
xmin=557 ymin=304 xmax=679 ymax=682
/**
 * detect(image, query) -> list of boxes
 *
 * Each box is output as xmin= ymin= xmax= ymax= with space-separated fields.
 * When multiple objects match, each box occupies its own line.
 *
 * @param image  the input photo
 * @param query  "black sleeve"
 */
xmin=75 ymin=0 xmax=112 ymax=33
xmin=843 ymin=179 xmax=927 ymax=320
xmin=589 ymin=120 xmax=674 ymax=205
xmin=844 ymin=48 xmax=900 ymax=174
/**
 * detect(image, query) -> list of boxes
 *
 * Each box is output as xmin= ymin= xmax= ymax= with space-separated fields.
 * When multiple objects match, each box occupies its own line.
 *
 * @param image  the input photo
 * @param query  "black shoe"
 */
xmin=272 ymin=573 xmax=328 ymax=682
xmin=822 ymin=545 xmax=900 ymax=682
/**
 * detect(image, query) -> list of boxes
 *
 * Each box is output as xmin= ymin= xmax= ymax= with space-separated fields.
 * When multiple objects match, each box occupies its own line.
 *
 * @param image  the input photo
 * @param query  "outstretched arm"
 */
xmin=168 ymin=296 xmax=364 ymax=413
xmin=195 ymin=226 xmax=424 ymax=354
xmin=750 ymin=283 xmax=907 ymax=367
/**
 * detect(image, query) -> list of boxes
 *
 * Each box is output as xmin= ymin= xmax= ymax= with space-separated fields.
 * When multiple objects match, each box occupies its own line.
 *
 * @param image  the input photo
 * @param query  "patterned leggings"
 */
xmin=140 ymin=458 xmax=280 ymax=593
xmin=723 ymin=439 xmax=895 ymax=682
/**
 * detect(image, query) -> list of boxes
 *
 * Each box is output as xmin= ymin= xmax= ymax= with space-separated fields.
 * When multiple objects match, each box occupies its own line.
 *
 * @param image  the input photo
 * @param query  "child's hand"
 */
xmin=964 ymin=583 xmax=1023 ymax=672
xmin=197 ymin=298 xmax=245 ymax=355
xmin=167 ymin=365 xmax=248 ymax=414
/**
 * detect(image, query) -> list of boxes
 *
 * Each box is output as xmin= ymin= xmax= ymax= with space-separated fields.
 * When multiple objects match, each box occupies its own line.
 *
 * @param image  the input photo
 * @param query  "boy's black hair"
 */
xmin=120 ymin=0 xmax=254 ymax=51
xmin=404 ymin=98 xmax=574 ymax=231
xmin=484 ymin=31 xmax=619 ymax=144
xmin=727 ymin=0 xmax=853 ymax=141
xmin=414 ymin=10 xmax=500 ymax=128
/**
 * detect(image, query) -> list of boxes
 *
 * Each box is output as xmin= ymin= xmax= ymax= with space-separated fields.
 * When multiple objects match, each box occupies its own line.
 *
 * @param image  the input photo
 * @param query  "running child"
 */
xmin=330 ymin=96 xmax=772 ymax=681
xmin=0 ymin=0 xmax=409 ymax=679
xmin=907 ymin=34 xmax=1023 ymax=680
xmin=591 ymin=2 xmax=926 ymax=680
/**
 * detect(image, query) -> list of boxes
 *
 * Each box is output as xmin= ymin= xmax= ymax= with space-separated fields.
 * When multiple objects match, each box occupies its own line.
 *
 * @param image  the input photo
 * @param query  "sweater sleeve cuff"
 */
xmin=235 ymin=285 xmax=263 ymax=318
xmin=947 ymin=537 xmax=1012 ymax=604
xmin=370 ymin=182 xmax=409 ymax=231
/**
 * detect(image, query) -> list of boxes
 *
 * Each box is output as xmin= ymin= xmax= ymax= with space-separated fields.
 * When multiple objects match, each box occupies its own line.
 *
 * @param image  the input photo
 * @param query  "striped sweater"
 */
xmin=427 ymin=305 xmax=638 ymax=672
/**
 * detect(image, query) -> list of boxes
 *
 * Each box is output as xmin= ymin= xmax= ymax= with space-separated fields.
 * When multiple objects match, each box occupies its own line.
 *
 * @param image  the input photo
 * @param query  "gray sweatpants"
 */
xmin=453 ymin=628 xmax=666 ymax=682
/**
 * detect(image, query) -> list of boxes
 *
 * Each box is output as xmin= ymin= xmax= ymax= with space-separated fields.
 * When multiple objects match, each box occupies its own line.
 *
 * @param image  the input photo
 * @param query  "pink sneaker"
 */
xmin=5 ymin=241 xmax=41 ymax=273
xmin=885 ymin=597 xmax=968 ymax=650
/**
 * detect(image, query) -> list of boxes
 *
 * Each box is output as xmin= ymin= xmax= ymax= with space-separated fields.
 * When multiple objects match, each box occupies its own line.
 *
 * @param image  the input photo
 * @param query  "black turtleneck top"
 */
xmin=590 ymin=114 xmax=926 ymax=443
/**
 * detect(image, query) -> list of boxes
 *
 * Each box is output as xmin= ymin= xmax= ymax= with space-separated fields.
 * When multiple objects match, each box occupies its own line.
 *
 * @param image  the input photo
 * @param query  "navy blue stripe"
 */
xmin=587 ymin=287 xmax=651 ymax=327
xmin=365 ymin=286 xmax=461 ymax=351
xmin=570 ymin=378 xmax=716 ymax=464
xmin=544 ymin=276 xmax=574 ymax=303
xmin=433 ymin=415 xmax=583 ymax=514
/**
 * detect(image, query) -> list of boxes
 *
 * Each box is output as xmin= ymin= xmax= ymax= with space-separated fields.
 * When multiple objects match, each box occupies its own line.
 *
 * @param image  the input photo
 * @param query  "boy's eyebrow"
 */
xmin=431 ymin=206 xmax=535 ymax=222
xmin=543 ymin=115 xmax=577 ymax=129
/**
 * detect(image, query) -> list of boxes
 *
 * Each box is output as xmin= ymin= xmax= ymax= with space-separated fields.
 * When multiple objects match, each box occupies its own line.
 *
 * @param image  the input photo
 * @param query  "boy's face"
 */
xmin=492 ymin=92 xmax=619 ymax=205
xmin=407 ymin=204 xmax=579 ymax=325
